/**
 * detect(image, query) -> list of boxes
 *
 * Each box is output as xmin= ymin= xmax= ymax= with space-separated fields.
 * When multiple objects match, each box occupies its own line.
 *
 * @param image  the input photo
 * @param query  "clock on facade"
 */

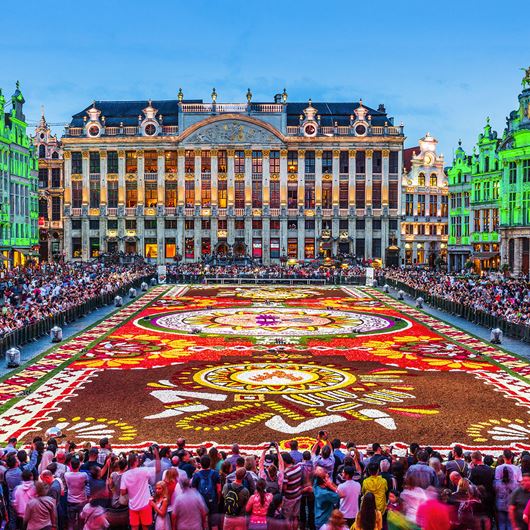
xmin=354 ymin=124 xmax=367 ymax=136
xmin=303 ymin=122 xmax=317 ymax=137
xmin=87 ymin=125 xmax=100 ymax=137
xmin=424 ymin=153 xmax=434 ymax=165
xmin=144 ymin=123 xmax=157 ymax=136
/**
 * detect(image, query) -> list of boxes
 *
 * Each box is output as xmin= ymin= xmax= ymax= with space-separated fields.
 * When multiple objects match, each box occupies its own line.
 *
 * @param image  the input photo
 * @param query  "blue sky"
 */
xmin=2 ymin=0 xmax=529 ymax=161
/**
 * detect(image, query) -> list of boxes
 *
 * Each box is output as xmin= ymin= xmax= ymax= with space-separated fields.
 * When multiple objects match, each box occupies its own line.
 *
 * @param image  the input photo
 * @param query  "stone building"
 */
xmin=61 ymin=91 xmax=405 ymax=264
xmin=401 ymin=133 xmax=448 ymax=266
xmin=34 ymin=112 xmax=64 ymax=261
xmin=0 ymin=82 xmax=39 ymax=267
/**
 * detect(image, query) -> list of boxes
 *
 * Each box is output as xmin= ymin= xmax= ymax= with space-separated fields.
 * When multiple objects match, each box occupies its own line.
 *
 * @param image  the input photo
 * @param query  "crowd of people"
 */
xmin=1 ymin=432 xmax=530 ymax=530
xmin=384 ymin=269 xmax=530 ymax=326
xmin=0 ymin=262 xmax=154 ymax=338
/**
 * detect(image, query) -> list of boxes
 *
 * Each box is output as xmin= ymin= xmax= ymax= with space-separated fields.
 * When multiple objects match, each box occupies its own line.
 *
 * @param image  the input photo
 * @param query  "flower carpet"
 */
xmin=1 ymin=284 xmax=530 ymax=454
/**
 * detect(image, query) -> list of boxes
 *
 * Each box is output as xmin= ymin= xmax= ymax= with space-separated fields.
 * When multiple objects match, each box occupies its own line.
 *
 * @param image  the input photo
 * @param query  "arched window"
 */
xmin=430 ymin=174 xmax=437 ymax=187
xmin=38 ymin=145 xmax=46 ymax=158
xmin=51 ymin=151 xmax=59 ymax=159
xmin=418 ymin=172 xmax=425 ymax=186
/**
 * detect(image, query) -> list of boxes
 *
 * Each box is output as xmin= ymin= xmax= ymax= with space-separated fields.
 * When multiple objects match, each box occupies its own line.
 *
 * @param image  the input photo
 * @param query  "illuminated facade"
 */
xmin=0 ymin=83 xmax=39 ymax=267
xmin=61 ymin=91 xmax=405 ymax=264
xmin=34 ymin=113 xmax=64 ymax=261
xmin=401 ymin=133 xmax=448 ymax=266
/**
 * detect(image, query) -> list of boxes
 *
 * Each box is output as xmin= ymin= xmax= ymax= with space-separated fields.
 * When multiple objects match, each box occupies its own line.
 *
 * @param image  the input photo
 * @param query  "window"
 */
xmin=202 ymin=219 xmax=211 ymax=230
xmin=270 ymin=181 xmax=280 ymax=208
xmin=165 ymin=151 xmax=177 ymax=173
xmin=373 ymin=151 xmax=382 ymax=173
xmin=107 ymin=219 xmax=118 ymax=229
xmin=185 ymin=181 xmax=195 ymax=207
xmin=144 ymin=150 xmax=157 ymax=173
xmin=493 ymin=181 xmax=499 ymax=200
xmin=417 ymin=195 xmax=425 ymax=216
xmin=165 ymin=238 xmax=176 ymax=258
xmin=145 ymin=181 xmax=157 ymax=207
xmin=252 ymin=151 xmax=262 ymax=173
xmin=38 ymin=168 xmax=48 ymax=188
xmin=509 ymin=192 xmax=517 ymax=224
xmin=483 ymin=181 xmax=491 ymax=200
xmin=474 ymin=210 xmax=481 ymax=232
xmin=218 ymin=150 xmax=227 ymax=173
xmin=72 ymin=181 xmax=82 ymax=208
xmin=509 ymin=162 xmax=517 ymax=184
xmin=464 ymin=192 xmax=470 ymax=208
xmin=418 ymin=173 xmax=425 ymax=186
xmin=270 ymin=151 xmax=280 ymax=174
xmin=322 ymin=151 xmax=332 ymax=173
xmin=51 ymin=168 xmax=61 ymax=188
xmin=429 ymin=196 xmax=437 ymax=216
xmin=305 ymin=181 xmax=315 ymax=209
xmin=107 ymin=181 xmax=118 ymax=208
xmin=252 ymin=180 xmax=262 ymax=208
xmin=305 ymin=219 xmax=315 ymax=230
xmin=287 ymin=151 xmax=298 ymax=173
xmin=72 ymin=219 xmax=81 ymax=230
xmin=484 ymin=209 xmax=490 ymax=230
xmin=108 ymin=151 xmax=118 ymax=173
xmin=339 ymin=181 xmax=348 ymax=208
xmin=201 ymin=179 xmax=211 ymax=207
xmin=89 ymin=219 xmax=99 ymax=230
xmin=39 ymin=198 xmax=48 ymax=219
xmin=441 ymin=195 xmax=448 ymax=217
xmin=484 ymin=156 xmax=490 ymax=173
xmin=71 ymin=152 xmax=82 ymax=174
xmin=322 ymin=181 xmax=332 ymax=209
xmin=356 ymin=151 xmax=366 ymax=173
xmin=524 ymin=159 xmax=530 ymax=182
xmin=125 ymin=219 xmax=136 ymax=230
xmin=389 ymin=181 xmax=398 ymax=209
xmin=218 ymin=179 xmax=227 ymax=208
xmin=287 ymin=183 xmax=298 ymax=208
xmin=405 ymin=194 xmax=414 ymax=215
xmin=125 ymin=151 xmax=137 ymax=173
xmin=356 ymin=181 xmax=365 ymax=208
xmin=89 ymin=179 xmax=100 ymax=208
xmin=165 ymin=220 xmax=177 ymax=229
xmin=235 ymin=180 xmax=245 ymax=208
xmin=126 ymin=181 xmax=137 ymax=207
xmin=165 ymin=181 xmax=177 ymax=207
xmin=252 ymin=219 xmax=262 ymax=229
xmin=389 ymin=151 xmax=399 ymax=173
xmin=145 ymin=220 xmax=157 ymax=230
xmin=492 ymin=208 xmax=499 ymax=230
xmin=372 ymin=180 xmax=381 ymax=209
xmin=185 ymin=150 xmax=194 ymax=173
xmin=430 ymin=174 xmax=437 ymax=187
xmin=339 ymin=151 xmax=349 ymax=173
xmin=38 ymin=144 xmax=46 ymax=158
xmin=201 ymin=151 xmax=211 ymax=172
xmin=304 ymin=151 xmax=315 ymax=174
xmin=235 ymin=151 xmax=245 ymax=173
xmin=474 ymin=184 xmax=480 ymax=202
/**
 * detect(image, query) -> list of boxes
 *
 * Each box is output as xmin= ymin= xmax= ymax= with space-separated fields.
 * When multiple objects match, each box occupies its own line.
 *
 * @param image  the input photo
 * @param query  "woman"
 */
xmin=23 ymin=481 xmax=57 ymax=530
xmin=266 ymin=494 xmax=289 ymax=530
xmin=107 ymin=458 xmax=129 ymax=530
xmin=494 ymin=466 xmax=517 ymax=530
xmin=150 ymin=480 xmax=171 ymax=530
xmin=246 ymin=478 xmax=273 ymax=530
xmin=259 ymin=443 xmax=284 ymax=494
xmin=353 ymin=492 xmax=382 ymax=530
xmin=429 ymin=457 xmax=446 ymax=488
xmin=209 ymin=446 xmax=223 ymax=472
xmin=320 ymin=509 xmax=349 ymax=530
xmin=450 ymin=478 xmax=479 ymax=530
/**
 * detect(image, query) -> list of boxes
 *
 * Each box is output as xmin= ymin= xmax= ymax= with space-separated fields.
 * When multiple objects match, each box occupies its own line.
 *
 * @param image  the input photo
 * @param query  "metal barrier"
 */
xmin=204 ymin=278 xmax=328 ymax=285
xmin=0 ymin=275 xmax=154 ymax=354
xmin=384 ymin=277 xmax=530 ymax=343
xmin=166 ymin=274 xmax=367 ymax=286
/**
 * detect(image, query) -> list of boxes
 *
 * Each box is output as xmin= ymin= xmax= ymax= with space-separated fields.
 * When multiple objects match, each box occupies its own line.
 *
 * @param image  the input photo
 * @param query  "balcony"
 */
xmin=165 ymin=207 xmax=176 ymax=216
xmin=125 ymin=207 xmax=136 ymax=216
xmin=285 ymin=124 xmax=404 ymax=137
xmin=180 ymin=102 xmax=283 ymax=113
xmin=144 ymin=173 xmax=158 ymax=181
xmin=235 ymin=208 xmax=245 ymax=216
xmin=71 ymin=208 xmax=82 ymax=217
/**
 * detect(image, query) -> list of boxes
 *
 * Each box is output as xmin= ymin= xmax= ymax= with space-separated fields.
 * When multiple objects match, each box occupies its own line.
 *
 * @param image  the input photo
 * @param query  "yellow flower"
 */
xmin=422 ymin=358 xmax=491 ymax=370
xmin=393 ymin=335 xmax=440 ymax=343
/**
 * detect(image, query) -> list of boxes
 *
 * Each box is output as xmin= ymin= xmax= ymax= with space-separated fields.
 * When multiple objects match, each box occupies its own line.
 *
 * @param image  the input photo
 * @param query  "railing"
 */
xmin=72 ymin=208 xmax=82 ymax=217
xmin=235 ymin=208 xmax=245 ymax=216
xmin=165 ymin=207 xmax=176 ymax=215
xmin=285 ymin=124 xmax=404 ymax=137
xmin=107 ymin=208 xmax=117 ymax=216
xmin=105 ymin=127 xmax=121 ymax=135
xmin=144 ymin=173 xmax=158 ymax=180
xmin=0 ymin=274 xmax=154 ymax=355
xmin=67 ymin=128 xmax=83 ymax=136
xmin=384 ymin=278 xmax=530 ymax=343
xmin=162 ymin=125 xmax=179 ymax=135
xmin=124 ymin=126 xmax=139 ymax=135
xmin=125 ymin=207 xmax=136 ymax=216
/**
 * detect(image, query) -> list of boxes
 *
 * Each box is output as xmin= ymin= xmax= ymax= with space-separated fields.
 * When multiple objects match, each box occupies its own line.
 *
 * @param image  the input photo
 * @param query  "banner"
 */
xmin=365 ymin=267 xmax=374 ymax=287
xmin=157 ymin=265 xmax=167 ymax=284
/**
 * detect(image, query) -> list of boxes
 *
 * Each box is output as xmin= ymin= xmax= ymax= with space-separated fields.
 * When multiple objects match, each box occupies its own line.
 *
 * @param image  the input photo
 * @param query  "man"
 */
xmin=64 ymin=458 xmax=88 ymax=530
xmin=96 ymin=437 xmax=113 ymax=466
xmin=282 ymin=453 xmax=303 ymax=530
xmin=226 ymin=456 xmax=256 ymax=494
xmin=120 ymin=448 xmax=161 ymax=530
xmin=191 ymin=455 xmax=221 ymax=528
xmin=177 ymin=449 xmax=196 ymax=479
xmin=407 ymin=443 xmax=420 ymax=467
xmin=445 ymin=445 xmax=468 ymax=478
xmin=80 ymin=447 xmax=101 ymax=473
xmin=448 ymin=471 xmax=462 ymax=492
xmin=222 ymin=467 xmax=249 ymax=530
xmin=289 ymin=440 xmax=303 ymax=464
xmin=469 ymin=450 xmax=494 ymax=518
xmin=368 ymin=443 xmax=389 ymax=467
xmin=496 ymin=449 xmax=523 ymax=483
xmin=337 ymin=466 xmax=361 ymax=528
xmin=314 ymin=468 xmax=341 ymax=530
xmin=3 ymin=438 xmax=17 ymax=455
xmin=13 ymin=469 xmax=35 ymax=528
xmin=362 ymin=462 xmax=388 ymax=515
xmin=226 ymin=444 xmax=241 ymax=472
xmin=312 ymin=444 xmax=335 ymax=478
xmin=405 ymin=449 xmax=438 ymax=489
xmin=509 ymin=473 xmax=530 ymax=530
xmin=172 ymin=478 xmax=208 ymax=530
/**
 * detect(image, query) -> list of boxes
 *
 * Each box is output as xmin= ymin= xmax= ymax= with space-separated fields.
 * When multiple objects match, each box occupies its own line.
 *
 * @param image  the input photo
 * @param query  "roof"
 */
xmin=403 ymin=146 xmax=419 ymax=172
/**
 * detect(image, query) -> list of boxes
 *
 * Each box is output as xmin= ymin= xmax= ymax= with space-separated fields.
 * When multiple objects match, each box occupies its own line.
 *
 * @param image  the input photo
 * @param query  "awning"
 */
xmin=472 ymin=252 xmax=499 ymax=259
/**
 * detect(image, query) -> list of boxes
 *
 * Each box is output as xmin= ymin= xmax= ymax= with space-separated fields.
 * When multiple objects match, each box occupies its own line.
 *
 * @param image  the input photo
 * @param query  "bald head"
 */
xmin=449 ymin=471 xmax=461 ymax=486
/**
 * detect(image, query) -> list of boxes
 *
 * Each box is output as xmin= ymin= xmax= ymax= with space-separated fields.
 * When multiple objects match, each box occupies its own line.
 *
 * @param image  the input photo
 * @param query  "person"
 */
xmin=192 ymin=455 xmax=221 ymax=528
xmin=97 ymin=438 xmax=113 ymax=466
xmin=222 ymin=467 xmax=250 ymax=530
xmin=405 ymin=449 xmax=438 ymax=489
xmin=171 ymin=478 xmax=208 ymax=530
xmin=361 ymin=463 xmax=388 ymax=516
xmin=246 ymin=478 xmax=273 ymax=530
xmin=353 ymin=492 xmax=382 ymax=530
xmin=13 ymin=469 xmax=36 ymax=527
xmin=337 ymin=466 xmax=360 ymax=528
xmin=415 ymin=490 xmax=451 ymax=530
xmin=281 ymin=452 xmax=303 ymax=530
xmin=313 ymin=469 xmax=341 ymax=530
xmin=469 ymin=450 xmax=494 ymax=522
xmin=258 ymin=443 xmax=284 ymax=495
xmin=266 ymin=494 xmax=289 ymax=530
xmin=23 ymin=480 xmax=57 ymax=530
xmin=64 ymin=458 xmax=89 ymax=530
xmin=120 ymin=448 xmax=160 ymax=530
xmin=319 ymin=509 xmax=349 ymax=530
xmin=495 ymin=466 xmax=518 ymax=530
xmin=150 ymin=481 xmax=170 ymax=530
xmin=289 ymin=441 xmax=303 ymax=465
xmin=227 ymin=456 xmax=256 ymax=494
xmin=509 ymin=473 xmax=530 ymax=530
xmin=445 ymin=446 xmax=468 ymax=479
xmin=80 ymin=499 xmax=109 ymax=530
xmin=312 ymin=443 xmax=335 ymax=479
xmin=226 ymin=444 xmax=242 ymax=472
xmin=449 ymin=478 xmax=478 ymax=529
xmin=300 ymin=451 xmax=315 ymax=530
xmin=497 ymin=449 xmax=523 ymax=483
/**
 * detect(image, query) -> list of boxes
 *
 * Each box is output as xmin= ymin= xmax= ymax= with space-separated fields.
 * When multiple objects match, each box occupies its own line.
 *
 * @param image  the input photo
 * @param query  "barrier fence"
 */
xmin=0 ymin=275 xmax=154 ymax=355
xmin=384 ymin=278 xmax=530 ymax=343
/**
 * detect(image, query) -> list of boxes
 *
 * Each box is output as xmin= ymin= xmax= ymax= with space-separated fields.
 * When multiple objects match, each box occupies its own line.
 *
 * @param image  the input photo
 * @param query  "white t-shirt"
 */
xmin=337 ymin=480 xmax=361 ymax=518
xmin=494 ymin=463 xmax=522 ymax=482
xmin=64 ymin=471 xmax=88 ymax=504
xmin=121 ymin=467 xmax=157 ymax=511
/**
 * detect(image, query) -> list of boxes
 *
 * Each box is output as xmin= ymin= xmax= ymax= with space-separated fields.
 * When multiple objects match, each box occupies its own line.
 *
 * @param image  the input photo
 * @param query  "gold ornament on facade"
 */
xmin=218 ymin=173 xmax=227 ymax=181
xmin=126 ymin=174 xmax=137 ymax=181
xmin=136 ymin=150 xmax=144 ymax=157
xmin=244 ymin=149 xmax=252 ymax=157
xmin=323 ymin=173 xmax=333 ymax=181
xmin=298 ymin=149 xmax=305 ymax=158
xmin=280 ymin=149 xmax=288 ymax=157
xmin=210 ymin=149 xmax=218 ymax=156
xmin=333 ymin=149 xmax=341 ymax=158
xmin=288 ymin=174 xmax=298 ymax=181
xmin=89 ymin=208 xmax=100 ymax=216
xmin=177 ymin=149 xmax=186 ymax=157
xmin=382 ymin=149 xmax=390 ymax=157
xmin=82 ymin=151 xmax=89 ymax=159
xmin=99 ymin=150 xmax=107 ymax=158
xmin=107 ymin=173 xmax=118 ymax=181
xmin=194 ymin=149 xmax=202 ymax=157
xmin=118 ymin=150 xmax=125 ymax=158
xmin=184 ymin=175 xmax=194 ymax=181
xmin=145 ymin=208 xmax=156 ymax=216
xmin=227 ymin=149 xmax=236 ymax=157
xmin=252 ymin=208 xmax=262 ymax=216
xmin=157 ymin=149 xmax=165 ymax=157
xmin=315 ymin=149 xmax=323 ymax=157
xmin=262 ymin=149 xmax=270 ymax=157
xmin=270 ymin=174 xmax=280 ymax=181
xmin=71 ymin=174 xmax=83 ymax=181
xmin=366 ymin=149 xmax=373 ymax=158
xmin=63 ymin=152 xmax=71 ymax=160
xmin=235 ymin=173 xmax=245 ymax=181
xmin=165 ymin=174 xmax=178 ymax=181
xmin=348 ymin=149 xmax=356 ymax=157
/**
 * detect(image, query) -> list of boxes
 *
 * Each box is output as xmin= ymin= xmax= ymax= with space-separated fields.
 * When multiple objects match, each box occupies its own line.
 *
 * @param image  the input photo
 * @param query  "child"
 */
xmin=150 ymin=480 xmax=171 ymax=530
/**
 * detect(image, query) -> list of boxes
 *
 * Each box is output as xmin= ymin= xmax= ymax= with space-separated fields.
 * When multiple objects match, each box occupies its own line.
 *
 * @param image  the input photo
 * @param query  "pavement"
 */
xmin=380 ymin=286 xmax=530 ymax=361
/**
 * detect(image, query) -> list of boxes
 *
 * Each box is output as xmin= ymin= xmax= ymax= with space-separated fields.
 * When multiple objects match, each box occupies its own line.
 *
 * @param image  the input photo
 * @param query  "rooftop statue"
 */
xmin=521 ymin=66 xmax=530 ymax=89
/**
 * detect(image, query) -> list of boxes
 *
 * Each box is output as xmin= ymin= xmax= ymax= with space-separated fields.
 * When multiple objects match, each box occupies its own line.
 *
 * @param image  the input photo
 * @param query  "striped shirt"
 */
xmin=283 ymin=463 xmax=303 ymax=499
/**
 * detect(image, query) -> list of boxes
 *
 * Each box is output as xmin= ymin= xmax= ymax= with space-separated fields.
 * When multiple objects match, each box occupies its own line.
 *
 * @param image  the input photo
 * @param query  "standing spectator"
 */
xmin=226 ymin=444 xmax=242 ymax=472
xmin=13 ymin=469 xmax=36 ymax=527
xmin=149 ymin=481 xmax=170 ymax=530
xmin=320 ymin=509 xmax=349 ymax=530
xmin=496 ymin=449 xmax=523 ymax=483
xmin=171 ymin=478 xmax=208 ymax=530
xmin=246 ymin=478 xmax=272 ymax=530
xmin=353 ymin=492 xmax=382 ymax=530
xmin=509 ymin=473 xmax=530 ymax=530
xmin=496 ymin=466 xmax=518 ymax=530
xmin=192 ymin=455 xmax=221 ymax=528
xmin=405 ymin=450 xmax=438 ymax=489
xmin=222 ymin=467 xmax=250 ymax=530
xmin=313 ymin=470 xmax=341 ymax=530
xmin=362 ymin=463 xmax=388 ymax=516
xmin=469 ymin=451 xmax=495 ymax=521
xmin=281 ymin=453 xmax=303 ymax=530
xmin=23 ymin=481 xmax=57 ymax=530
xmin=337 ymin=466 xmax=361 ymax=527
xmin=80 ymin=499 xmax=109 ymax=530
xmin=445 ymin=446 xmax=468 ymax=479
xmin=64 ymin=458 xmax=88 ymax=530
xmin=289 ymin=441 xmax=303 ymax=465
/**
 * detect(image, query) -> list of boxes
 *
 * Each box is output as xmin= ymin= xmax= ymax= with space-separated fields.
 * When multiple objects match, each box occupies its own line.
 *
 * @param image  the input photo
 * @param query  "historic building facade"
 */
xmin=0 ymin=83 xmax=39 ymax=267
xmin=61 ymin=92 xmax=405 ymax=264
xmin=34 ymin=113 xmax=64 ymax=261
xmin=401 ymin=133 xmax=448 ymax=266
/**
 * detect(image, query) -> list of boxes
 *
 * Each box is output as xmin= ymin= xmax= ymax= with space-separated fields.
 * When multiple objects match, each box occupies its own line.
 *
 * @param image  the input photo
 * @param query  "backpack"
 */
xmin=224 ymin=484 xmax=241 ymax=516
xmin=198 ymin=470 xmax=216 ymax=510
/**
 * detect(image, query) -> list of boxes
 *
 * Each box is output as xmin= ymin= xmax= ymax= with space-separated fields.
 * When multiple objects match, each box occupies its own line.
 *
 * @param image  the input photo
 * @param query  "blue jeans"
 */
xmin=497 ymin=510 xmax=511 ymax=530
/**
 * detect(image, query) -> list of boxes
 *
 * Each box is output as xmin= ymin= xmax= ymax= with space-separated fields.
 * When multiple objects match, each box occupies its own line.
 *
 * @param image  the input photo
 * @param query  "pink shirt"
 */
xmin=246 ymin=492 xmax=273 ymax=524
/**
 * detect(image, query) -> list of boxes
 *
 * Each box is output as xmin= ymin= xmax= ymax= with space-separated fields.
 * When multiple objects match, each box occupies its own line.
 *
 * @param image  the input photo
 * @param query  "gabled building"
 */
xmin=401 ymin=133 xmax=448 ymax=267
xmin=0 ymin=82 xmax=39 ymax=267
xmin=34 ymin=112 xmax=64 ymax=261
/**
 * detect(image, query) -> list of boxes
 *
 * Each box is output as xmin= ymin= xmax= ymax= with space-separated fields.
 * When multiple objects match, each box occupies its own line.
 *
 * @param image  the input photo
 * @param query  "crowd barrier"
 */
xmin=384 ymin=278 xmax=530 ymax=343
xmin=0 ymin=274 xmax=154 ymax=355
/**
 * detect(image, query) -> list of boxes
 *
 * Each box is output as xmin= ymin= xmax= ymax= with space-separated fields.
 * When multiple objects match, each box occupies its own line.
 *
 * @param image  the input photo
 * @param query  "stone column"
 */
xmin=177 ymin=149 xmax=185 ymax=207
xmin=63 ymin=152 xmax=72 ymax=260
xmin=117 ymin=151 xmax=126 ymax=253
xmin=331 ymin=150 xmax=340 ymax=256
xmin=262 ymin=150 xmax=271 ymax=264
xmin=514 ymin=237 xmax=523 ymax=275
xmin=381 ymin=149 xmax=390 ymax=264
xmin=156 ymin=150 xmax=165 ymax=264
xmin=364 ymin=150 xmax=373 ymax=259
xmin=500 ymin=233 xmax=508 ymax=266
xmin=280 ymin=150 xmax=288 ymax=208
xmin=157 ymin=150 xmax=165 ymax=205
xmin=137 ymin=150 xmax=145 ymax=206
xmin=136 ymin=150 xmax=145 ymax=257
xmin=210 ymin=150 xmax=218 ymax=252
xmin=194 ymin=150 xmax=202 ymax=260
xmin=227 ymin=150 xmax=235 ymax=250
xmin=297 ymin=149 xmax=305 ymax=260
xmin=244 ymin=150 xmax=252 ymax=255
xmin=81 ymin=151 xmax=89 ymax=261
xmin=348 ymin=150 xmax=356 ymax=256
xmin=99 ymin=151 xmax=107 ymax=252
xmin=315 ymin=150 xmax=323 ymax=257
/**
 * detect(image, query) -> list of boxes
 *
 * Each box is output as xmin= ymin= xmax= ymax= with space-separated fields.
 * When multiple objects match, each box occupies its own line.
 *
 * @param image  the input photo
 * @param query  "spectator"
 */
xmin=23 ymin=481 xmax=57 ymax=530
xmin=353 ymin=492 xmax=382 ymax=530
xmin=222 ymin=467 xmax=250 ymax=530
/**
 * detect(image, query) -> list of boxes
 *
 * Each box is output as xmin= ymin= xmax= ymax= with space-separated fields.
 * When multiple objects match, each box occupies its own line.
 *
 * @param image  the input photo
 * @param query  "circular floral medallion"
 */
xmin=137 ymin=306 xmax=403 ymax=336
xmin=193 ymin=362 xmax=356 ymax=394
